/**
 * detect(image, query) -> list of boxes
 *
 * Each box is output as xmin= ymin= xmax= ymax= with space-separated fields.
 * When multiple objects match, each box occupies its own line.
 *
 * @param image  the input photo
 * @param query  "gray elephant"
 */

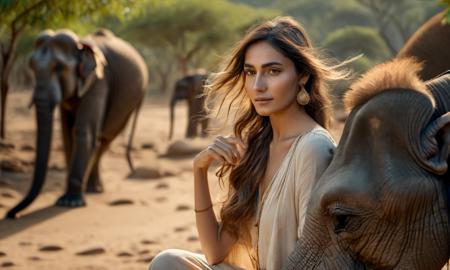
xmin=6 ymin=29 xmax=148 ymax=219
xmin=169 ymin=73 xmax=208 ymax=139
xmin=397 ymin=10 xmax=450 ymax=80
xmin=283 ymin=58 xmax=450 ymax=269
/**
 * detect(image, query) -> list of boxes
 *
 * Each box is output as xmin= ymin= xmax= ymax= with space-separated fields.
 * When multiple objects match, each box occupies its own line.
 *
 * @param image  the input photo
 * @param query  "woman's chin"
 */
xmin=255 ymin=108 xmax=271 ymax=116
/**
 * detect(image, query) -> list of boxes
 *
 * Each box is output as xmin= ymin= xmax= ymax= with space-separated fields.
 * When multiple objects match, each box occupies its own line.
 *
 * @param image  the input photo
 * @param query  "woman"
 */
xmin=150 ymin=16 xmax=348 ymax=270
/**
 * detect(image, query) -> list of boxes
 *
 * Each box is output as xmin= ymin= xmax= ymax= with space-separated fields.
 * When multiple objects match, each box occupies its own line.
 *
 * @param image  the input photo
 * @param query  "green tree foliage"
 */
xmin=0 ymin=0 xmax=135 ymax=139
xmin=323 ymin=26 xmax=390 ymax=104
xmin=124 ymin=0 xmax=279 ymax=93
xmin=267 ymin=0 xmax=336 ymax=42
xmin=235 ymin=0 xmax=441 ymax=52
xmin=327 ymin=6 xmax=375 ymax=31
xmin=355 ymin=0 xmax=441 ymax=54
xmin=323 ymin=26 xmax=390 ymax=61
xmin=441 ymin=0 xmax=450 ymax=23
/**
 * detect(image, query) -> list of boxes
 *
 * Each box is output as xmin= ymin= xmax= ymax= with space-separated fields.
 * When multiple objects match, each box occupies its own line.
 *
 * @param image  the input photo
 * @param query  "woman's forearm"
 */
xmin=193 ymin=168 xmax=235 ymax=264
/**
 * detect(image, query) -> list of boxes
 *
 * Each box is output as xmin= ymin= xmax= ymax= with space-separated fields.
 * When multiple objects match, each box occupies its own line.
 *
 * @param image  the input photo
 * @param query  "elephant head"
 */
xmin=6 ymin=30 xmax=106 ymax=218
xmin=283 ymin=58 xmax=450 ymax=269
xmin=169 ymin=74 xmax=207 ymax=139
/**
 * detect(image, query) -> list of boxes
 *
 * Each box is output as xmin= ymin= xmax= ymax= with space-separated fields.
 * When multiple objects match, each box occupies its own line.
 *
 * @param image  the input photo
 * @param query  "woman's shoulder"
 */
xmin=301 ymin=127 xmax=336 ymax=147
xmin=294 ymin=127 xmax=336 ymax=159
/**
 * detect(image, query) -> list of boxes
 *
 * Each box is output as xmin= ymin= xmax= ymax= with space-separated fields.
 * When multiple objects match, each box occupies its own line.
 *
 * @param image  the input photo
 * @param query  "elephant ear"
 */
xmin=419 ymin=112 xmax=450 ymax=175
xmin=77 ymin=41 xmax=106 ymax=97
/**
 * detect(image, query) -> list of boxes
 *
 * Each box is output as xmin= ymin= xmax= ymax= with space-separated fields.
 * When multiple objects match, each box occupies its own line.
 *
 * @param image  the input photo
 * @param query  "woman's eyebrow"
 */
xmin=244 ymin=62 xmax=283 ymax=68
xmin=262 ymin=62 xmax=283 ymax=68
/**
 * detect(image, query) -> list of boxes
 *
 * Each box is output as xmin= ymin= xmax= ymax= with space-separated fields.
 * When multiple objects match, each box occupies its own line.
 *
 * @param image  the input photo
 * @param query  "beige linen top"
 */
xmin=224 ymin=127 xmax=335 ymax=270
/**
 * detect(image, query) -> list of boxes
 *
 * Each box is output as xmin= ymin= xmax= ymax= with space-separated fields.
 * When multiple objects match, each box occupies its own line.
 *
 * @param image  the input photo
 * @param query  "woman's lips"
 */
xmin=254 ymin=97 xmax=273 ymax=105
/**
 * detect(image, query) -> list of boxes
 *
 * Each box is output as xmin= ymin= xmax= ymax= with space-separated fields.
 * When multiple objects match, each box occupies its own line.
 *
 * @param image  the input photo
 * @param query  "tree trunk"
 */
xmin=155 ymin=64 xmax=173 ymax=94
xmin=356 ymin=0 xmax=398 ymax=56
xmin=0 ymin=71 xmax=9 ymax=139
xmin=0 ymin=0 xmax=47 ymax=139
xmin=378 ymin=28 xmax=397 ymax=56
xmin=0 ymin=27 xmax=20 ymax=139
xmin=179 ymin=56 xmax=188 ymax=76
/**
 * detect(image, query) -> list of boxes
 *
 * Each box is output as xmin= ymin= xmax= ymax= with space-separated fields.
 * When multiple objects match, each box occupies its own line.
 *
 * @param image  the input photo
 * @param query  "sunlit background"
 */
xmin=1 ymin=0 xmax=449 ymax=269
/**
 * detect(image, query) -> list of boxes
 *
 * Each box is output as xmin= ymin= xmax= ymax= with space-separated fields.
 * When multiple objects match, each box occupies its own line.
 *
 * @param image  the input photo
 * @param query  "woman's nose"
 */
xmin=252 ymin=74 xmax=267 ymax=92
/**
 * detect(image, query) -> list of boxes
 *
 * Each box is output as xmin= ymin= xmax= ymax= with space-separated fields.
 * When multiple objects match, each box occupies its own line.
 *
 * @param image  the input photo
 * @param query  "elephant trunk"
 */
xmin=283 ymin=210 xmax=366 ymax=270
xmin=169 ymin=97 xmax=176 ymax=140
xmin=283 ymin=215 xmax=327 ymax=269
xmin=6 ymin=102 xmax=55 ymax=219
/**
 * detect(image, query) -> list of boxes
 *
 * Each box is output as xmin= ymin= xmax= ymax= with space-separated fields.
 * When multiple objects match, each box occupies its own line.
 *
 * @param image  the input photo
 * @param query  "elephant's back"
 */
xmin=397 ymin=11 xmax=450 ymax=80
xmin=94 ymin=34 xmax=148 ymax=93
xmin=90 ymin=32 xmax=148 ymax=139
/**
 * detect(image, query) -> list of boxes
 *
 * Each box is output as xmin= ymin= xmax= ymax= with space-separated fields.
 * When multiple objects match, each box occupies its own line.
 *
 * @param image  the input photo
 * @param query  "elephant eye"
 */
xmin=329 ymin=206 xmax=357 ymax=234
xmin=334 ymin=214 xmax=350 ymax=234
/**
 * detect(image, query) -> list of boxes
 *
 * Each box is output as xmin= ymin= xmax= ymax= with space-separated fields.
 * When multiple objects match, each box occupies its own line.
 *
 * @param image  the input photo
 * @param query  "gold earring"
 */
xmin=297 ymin=87 xmax=310 ymax=106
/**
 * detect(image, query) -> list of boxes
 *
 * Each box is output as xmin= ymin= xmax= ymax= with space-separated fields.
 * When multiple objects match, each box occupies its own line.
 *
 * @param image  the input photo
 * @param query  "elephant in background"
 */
xmin=169 ymin=73 xmax=208 ymax=140
xmin=397 ymin=10 xmax=450 ymax=80
xmin=6 ymin=29 xmax=148 ymax=219
xmin=283 ymin=58 xmax=450 ymax=269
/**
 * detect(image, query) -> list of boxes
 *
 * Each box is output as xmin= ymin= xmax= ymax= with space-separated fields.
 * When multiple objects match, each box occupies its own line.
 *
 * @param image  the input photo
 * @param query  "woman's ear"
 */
xmin=77 ymin=41 xmax=106 ymax=97
xmin=298 ymin=74 xmax=310 ymax=87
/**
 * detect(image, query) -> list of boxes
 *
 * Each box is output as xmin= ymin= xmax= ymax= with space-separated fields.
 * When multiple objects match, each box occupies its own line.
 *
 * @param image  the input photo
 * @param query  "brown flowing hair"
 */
xmin=204 ymin=16 xmax=350 ymax=242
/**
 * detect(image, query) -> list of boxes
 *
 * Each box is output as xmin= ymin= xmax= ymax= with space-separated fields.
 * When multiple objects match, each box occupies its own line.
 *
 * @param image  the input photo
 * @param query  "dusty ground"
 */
xmin=0 ymin=90 xmax=344 ymax=270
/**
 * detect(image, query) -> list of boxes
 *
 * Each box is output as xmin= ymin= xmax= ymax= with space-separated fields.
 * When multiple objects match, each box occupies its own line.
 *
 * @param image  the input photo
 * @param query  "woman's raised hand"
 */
xmin=193 ymin=135 xmax=247 ymax=171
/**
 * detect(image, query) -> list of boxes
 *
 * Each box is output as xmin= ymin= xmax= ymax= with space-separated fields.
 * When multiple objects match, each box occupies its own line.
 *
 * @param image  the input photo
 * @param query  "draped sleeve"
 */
xmin=292 ymin=129 xmax=335 ymax=239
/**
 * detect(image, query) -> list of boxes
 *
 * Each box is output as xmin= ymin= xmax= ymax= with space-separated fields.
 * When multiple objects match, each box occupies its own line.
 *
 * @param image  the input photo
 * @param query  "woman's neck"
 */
xmin=269 ymin=105 xmax=319 ymax=143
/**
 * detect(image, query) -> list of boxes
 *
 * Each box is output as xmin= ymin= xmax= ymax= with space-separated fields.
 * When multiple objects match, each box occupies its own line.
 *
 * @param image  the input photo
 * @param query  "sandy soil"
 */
xmin=0 ymin=90 xmax=344 ymax=269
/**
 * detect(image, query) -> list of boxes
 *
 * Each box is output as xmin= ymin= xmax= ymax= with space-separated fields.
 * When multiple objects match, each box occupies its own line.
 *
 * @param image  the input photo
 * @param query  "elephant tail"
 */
xmin=126 ymin=100 xmax=142 ymax=173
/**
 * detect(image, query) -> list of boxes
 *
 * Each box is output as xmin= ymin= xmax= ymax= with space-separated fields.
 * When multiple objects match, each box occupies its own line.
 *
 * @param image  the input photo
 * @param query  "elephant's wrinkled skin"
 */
xmin=169 ymin=74 xmax=208 ymax=139
xmin=6 ymin=29 xmax=148 ymax=218
xmin=283 ymin=59 xmax=450 ymax=269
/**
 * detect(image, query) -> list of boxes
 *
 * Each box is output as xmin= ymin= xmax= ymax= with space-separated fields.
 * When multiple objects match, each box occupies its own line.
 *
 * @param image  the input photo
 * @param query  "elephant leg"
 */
xmin=85 ymin=138 xmax=111 ymax=193
xmin=201 ymin=117 xmax=208 ymax=137
xmin=186 ymin=117 xmax=197 ymax=138
xmin=186 ymin=101 xmax=198 ymax=138
xmin=60 ymin=108 xmax=75 ymax=167
xmin=192 ymin=118 xmax=199 ymax=137
xmin=56 ymin=80 xmax=107 ymax=207
xmin=55 ymin=126 xmax=96 ymax=206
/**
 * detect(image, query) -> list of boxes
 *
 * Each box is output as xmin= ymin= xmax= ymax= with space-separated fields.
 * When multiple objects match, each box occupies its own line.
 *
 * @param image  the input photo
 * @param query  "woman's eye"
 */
xmin=244 ymin=70 xmax=255 ymax=76
xmin=268 ymin=69 xmax=281 ymax=75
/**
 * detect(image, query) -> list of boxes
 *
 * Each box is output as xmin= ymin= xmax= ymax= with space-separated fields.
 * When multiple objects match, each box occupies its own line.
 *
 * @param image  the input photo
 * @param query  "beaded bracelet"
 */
xmin=194 ymin=204 xmax=213 ymax=213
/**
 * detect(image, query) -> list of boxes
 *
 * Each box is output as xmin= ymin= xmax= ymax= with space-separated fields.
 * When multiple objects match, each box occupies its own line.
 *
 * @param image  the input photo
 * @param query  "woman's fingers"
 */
xmin=221 ymin=136 xmax=247 ymax=159
xmin=215 ymin=138 xmax=240 ymax=162
xmin=235 ymin=138 xmax=247 ymax=157
xmin=206 ymin=146 xmax=226 ymax=163
xmin=210 ymin=142 xmax=235 ymax=164
xmin=196 ymin=135 xmax=248 ymax=168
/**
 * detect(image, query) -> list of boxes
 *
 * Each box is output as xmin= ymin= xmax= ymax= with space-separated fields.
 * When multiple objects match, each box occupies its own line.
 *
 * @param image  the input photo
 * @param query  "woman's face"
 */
xmin=244 ymin=41 xmax=302 ymax=117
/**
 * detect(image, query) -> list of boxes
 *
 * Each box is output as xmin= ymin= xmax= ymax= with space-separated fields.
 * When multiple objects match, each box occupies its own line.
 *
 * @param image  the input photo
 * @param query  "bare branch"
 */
xmin=185 ymin=42 xmax=203 ymax=61
xmin=11 ymin=0 xmax=49 ymax=28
